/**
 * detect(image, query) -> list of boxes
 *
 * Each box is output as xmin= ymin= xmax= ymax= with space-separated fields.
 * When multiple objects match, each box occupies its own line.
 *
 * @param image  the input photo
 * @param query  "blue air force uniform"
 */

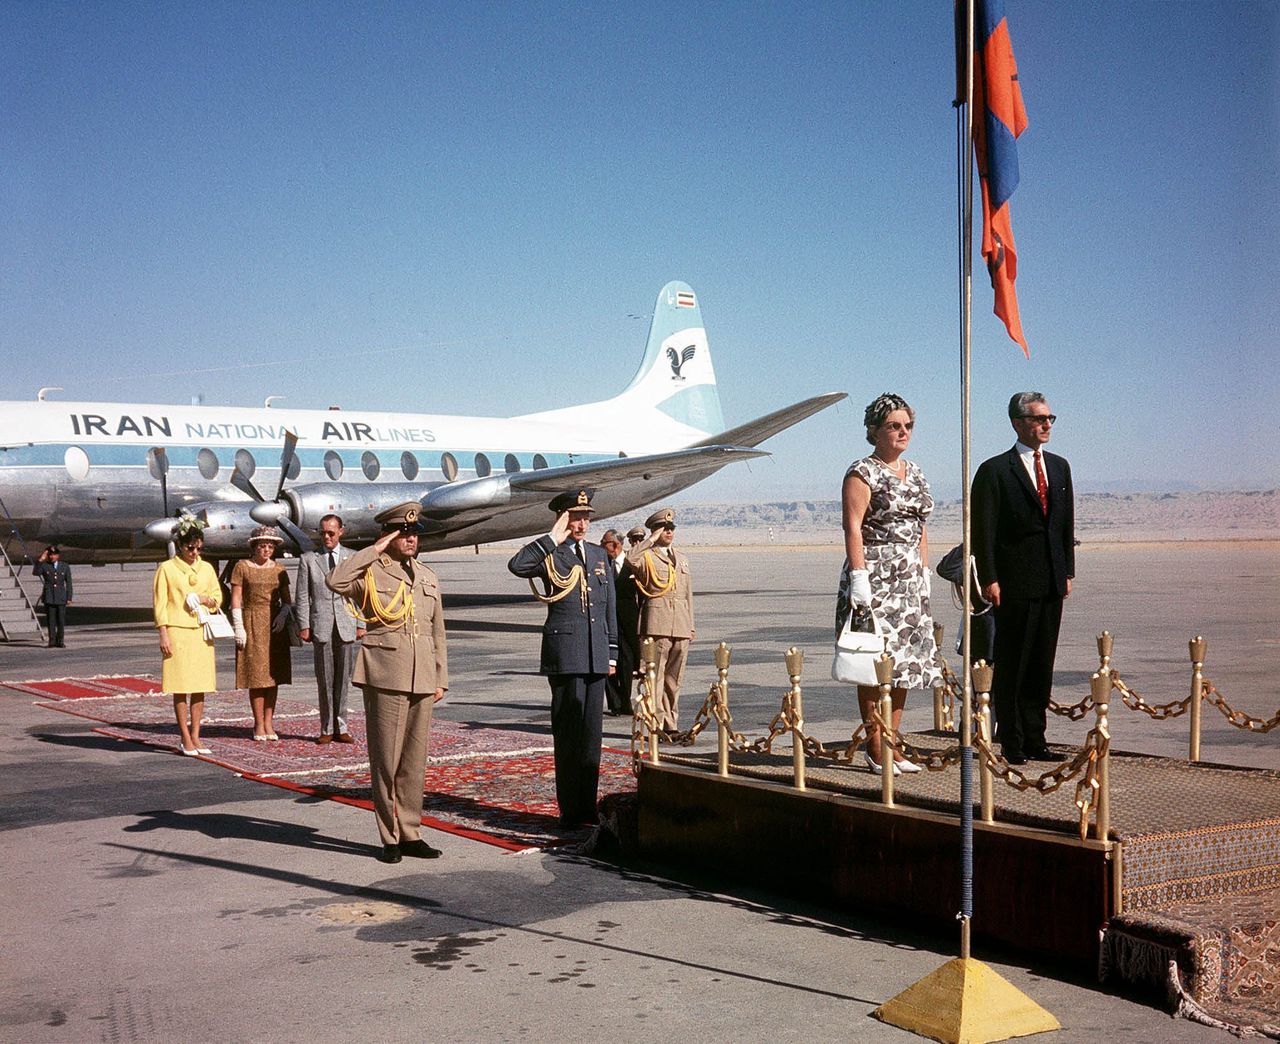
xmin=507 ymin=490 xmax=618 ymax=826
xmin=34 ymin=549 xmax=73 ymax=647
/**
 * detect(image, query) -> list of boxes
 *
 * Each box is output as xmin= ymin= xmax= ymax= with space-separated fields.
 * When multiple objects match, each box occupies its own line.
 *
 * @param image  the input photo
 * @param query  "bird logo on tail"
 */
xmin=667 ymin=345 xmax=696 ymax=380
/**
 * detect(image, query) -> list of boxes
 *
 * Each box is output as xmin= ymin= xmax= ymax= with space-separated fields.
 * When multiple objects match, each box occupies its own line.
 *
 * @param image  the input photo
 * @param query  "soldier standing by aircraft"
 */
xmin=508 ymin=490 xmax=618 ymax=827
xmin=33 ymin=546 xmax=72 ymax=647
xmin=327 ymin=502 xmax=448 ymax=864
xmin=626 ymin=507 xmax=694 ymax=735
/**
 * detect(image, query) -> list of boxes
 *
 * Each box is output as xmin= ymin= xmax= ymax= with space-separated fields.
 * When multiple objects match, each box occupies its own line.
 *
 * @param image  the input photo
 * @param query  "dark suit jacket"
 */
xmin=613 ymin=558 xmax=641 ymax=650
xmin=972 ymin=446 xmax=1075 ymax=600
xmin=34 ymin=561 xmax=73 ymax=605
xmin=509 ymin=535 xmax=618 ymax=675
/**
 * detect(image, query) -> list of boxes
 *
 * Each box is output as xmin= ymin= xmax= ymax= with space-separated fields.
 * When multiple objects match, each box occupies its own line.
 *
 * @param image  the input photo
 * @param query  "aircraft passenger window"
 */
xmin=234 ymin=449 xmax=256 ymax=478
xmin=504 ymin=453 xmax=520 ymax=473
xmin=401 ymin=452 xmax=419 ymax=480
xmin=324 ymin=451 xmax=343 ymax=480
xmin=440 ymin=452 xmax=458 ymax=482
xmin=361 ymin=451 xmax=381 ymax=481
xmin=63 ymin=446 xmax=90 ymax=481
xmin=197 ymin=448 xmax=219 ymax=480
xmin=532 ymin=453 xmax=548 ymax=470
xmin=474 ymin=453 xmax=491 ymax=478
xmin=146 ymin=447 xmax=169 ymax=480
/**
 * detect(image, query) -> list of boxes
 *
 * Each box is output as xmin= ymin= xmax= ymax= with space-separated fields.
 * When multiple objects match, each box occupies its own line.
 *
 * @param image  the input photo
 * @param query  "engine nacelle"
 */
xmin=143 ymin=501 xmax=263 ymax=553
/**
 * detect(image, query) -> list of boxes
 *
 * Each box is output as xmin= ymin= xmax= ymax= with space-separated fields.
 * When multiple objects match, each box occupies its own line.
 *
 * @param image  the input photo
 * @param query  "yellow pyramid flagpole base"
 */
xmin=873 ymin=958 xmax=1060 ymax=1043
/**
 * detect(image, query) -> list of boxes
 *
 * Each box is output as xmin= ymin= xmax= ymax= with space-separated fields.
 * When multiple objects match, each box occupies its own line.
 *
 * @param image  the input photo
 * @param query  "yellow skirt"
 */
xmin=161 ymin=626 xmax=217 ymax=694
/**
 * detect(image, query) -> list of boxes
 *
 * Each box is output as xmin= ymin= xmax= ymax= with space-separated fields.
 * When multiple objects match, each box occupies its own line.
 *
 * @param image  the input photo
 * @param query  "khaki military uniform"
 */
xmin=328 ymin=543 xmax=448 ymax=846
xmin=625 ymin=537 xmax=694 ymax=730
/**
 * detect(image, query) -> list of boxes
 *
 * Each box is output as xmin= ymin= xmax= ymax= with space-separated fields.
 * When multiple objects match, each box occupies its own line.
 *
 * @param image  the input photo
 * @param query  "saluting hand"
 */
xmin=550 ymin=510 xmax=571 ymax=544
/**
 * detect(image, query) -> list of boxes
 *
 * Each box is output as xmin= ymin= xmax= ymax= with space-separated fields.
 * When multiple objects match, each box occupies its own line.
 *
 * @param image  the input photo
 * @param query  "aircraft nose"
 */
xmin=249 ymin=501 xmax=289 ymax=525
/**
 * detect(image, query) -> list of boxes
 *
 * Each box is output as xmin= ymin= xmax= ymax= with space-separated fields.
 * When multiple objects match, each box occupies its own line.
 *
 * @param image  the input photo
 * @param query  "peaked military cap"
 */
xmin=645 ymin=507 xmax=676 ymax=529
xmin=375 ymin=501 xmax=426 ymax=533
xmin=548 ymin=488 xmax=596 ymax=515
xmin=626 ymin=526 xmax=645 ymax=541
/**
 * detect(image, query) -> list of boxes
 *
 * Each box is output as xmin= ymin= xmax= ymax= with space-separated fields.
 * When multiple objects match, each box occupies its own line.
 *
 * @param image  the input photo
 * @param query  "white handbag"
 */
xmin=831 ymin=607 xmax=889 ymax=686
xmin=202 ymin=609 xmax=235 ymax=641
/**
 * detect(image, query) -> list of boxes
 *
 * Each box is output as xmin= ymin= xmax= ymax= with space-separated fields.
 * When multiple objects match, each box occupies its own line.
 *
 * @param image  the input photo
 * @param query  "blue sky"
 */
xmin=3 ymin=1 xmax=1277 ymax=501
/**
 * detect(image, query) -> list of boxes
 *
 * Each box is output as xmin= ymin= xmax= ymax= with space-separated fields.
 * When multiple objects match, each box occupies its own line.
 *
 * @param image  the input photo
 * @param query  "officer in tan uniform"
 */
xmin=327 ymin=502 xmax=448 ymax=864
xmin=625 ymin=506 xmax=694 ymax=733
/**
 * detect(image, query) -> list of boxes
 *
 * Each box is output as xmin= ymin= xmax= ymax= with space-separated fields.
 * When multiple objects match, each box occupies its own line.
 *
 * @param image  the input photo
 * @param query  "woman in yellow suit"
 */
xmin=153 ymin=518 xmax=223 ymax=756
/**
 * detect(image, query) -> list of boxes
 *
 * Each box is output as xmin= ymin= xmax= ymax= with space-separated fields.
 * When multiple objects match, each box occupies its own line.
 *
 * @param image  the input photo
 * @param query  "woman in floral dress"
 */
xmin=838 ymin=392 xmax=940 ymax=774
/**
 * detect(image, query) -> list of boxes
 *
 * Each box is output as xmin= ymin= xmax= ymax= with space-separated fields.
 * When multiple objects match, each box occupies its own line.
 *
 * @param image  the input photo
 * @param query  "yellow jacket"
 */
xmin=153 ymin=557 xmax=223 ymax=630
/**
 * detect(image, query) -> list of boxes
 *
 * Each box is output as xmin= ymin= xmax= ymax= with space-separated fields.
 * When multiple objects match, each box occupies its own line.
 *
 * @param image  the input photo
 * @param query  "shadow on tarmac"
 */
xmin=99 ymin=841 xmax=886 ymax=1004
xmin=123 ymin=809 xmax=377 ymax=857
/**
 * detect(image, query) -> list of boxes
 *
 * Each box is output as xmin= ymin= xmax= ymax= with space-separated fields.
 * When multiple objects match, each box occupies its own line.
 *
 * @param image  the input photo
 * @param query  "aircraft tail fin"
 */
xmin=514 ymin=281 xmax=724 ymax=444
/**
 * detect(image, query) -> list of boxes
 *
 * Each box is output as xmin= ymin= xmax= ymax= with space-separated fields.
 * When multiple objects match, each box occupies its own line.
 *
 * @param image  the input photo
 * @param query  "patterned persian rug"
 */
xmin=1103 ymin=890 xmax=1280 ymax=1038
xmin=20 ymin=679 xmax=634 ymax=851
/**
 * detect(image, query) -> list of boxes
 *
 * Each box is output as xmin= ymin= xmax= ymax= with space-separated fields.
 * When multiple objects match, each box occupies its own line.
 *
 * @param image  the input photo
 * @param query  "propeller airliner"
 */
xmin=0 ymin=282 xmax=844 ymax=565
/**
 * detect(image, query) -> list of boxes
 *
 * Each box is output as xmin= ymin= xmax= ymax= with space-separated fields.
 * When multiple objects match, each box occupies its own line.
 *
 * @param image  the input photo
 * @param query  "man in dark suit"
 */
xmin=508 ymin=490 xmax=618 ymax=827
xmin=973 ymin=392 xmax=1075 ymax=765
xmin=600 ymin=529 xmax=640 ymax=715
xmin=34 ymin=546 xmax=73 ymax=648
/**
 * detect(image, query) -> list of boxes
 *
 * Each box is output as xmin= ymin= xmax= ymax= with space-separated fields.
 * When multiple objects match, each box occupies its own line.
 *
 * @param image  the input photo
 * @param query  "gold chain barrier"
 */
xmin=1040 ymin=631 xmax=1280 ymax=761
xmin=629 ymin=637 xmax=1112 ymax=842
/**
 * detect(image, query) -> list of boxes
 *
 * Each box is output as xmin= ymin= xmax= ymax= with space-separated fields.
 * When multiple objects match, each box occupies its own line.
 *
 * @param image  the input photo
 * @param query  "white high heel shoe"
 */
xmin=895 ymin=757 xmax=923 ymax=774
xmin=863 ymin=751 xmax=902 ymax=776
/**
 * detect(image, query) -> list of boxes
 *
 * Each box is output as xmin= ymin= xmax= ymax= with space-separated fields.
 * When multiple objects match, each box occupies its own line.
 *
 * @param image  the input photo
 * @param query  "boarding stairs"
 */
xmin=0 ymin=497 xmax=44 ymax=642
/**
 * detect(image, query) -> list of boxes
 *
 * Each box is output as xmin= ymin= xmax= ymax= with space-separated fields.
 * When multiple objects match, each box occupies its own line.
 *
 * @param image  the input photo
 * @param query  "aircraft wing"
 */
xmin=421 ymin=444 xmax=766 ymax=519
xmin=689 ymin=392 xmax=847 ymax=449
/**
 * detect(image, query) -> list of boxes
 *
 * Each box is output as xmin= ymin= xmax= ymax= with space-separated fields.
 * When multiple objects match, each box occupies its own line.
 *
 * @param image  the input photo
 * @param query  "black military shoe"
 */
xmin=401 ymin=839 xmax=442 ymax=859
xmin=377 ymin=844 xmax=402 ymax=864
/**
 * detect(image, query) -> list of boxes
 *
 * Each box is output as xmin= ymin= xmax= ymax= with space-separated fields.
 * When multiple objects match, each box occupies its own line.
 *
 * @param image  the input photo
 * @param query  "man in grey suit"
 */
xmin=295 ymin=514 xmax=364 ymax=744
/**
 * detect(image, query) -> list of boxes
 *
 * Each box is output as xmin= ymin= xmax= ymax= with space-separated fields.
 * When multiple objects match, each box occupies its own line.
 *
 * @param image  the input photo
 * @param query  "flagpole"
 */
xmin=957 ymin=0 xmax=977 ymax=962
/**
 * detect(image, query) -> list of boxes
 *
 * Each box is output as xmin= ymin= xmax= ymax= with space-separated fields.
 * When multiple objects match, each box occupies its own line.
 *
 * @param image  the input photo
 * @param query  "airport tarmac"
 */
xmin=2 ymin=542 xmax=1275 ymax=1042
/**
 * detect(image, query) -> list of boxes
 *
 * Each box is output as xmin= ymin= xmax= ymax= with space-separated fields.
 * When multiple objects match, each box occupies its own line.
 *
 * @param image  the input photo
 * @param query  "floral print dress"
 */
xmin=837 ymin=457 xmax=940 ymax=690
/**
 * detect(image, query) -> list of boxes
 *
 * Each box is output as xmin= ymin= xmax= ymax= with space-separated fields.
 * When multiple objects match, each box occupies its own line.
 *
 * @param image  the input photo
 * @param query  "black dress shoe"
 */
xmin=401 ymin=838 xmax=442 ymax=859
xmin=377 ymin=844 xmax=402 ymax=864
xmin=1004 ymin=752 xmax=1027 ymax=766
xmin=1026 ymin=746 xmax=1053 ymax=761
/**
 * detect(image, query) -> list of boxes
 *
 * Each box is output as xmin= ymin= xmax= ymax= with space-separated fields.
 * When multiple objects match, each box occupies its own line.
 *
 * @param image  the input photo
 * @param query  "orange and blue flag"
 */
xmin=971 ymin=0 xmax=1029 ymax=356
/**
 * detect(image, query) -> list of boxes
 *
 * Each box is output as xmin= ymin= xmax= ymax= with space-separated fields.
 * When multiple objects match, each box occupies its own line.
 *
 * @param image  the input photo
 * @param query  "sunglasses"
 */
xmin=881 ymin=421 xmax=914 ymax=434
xmin=1019 ymin=414 xmax=1057 ymax=426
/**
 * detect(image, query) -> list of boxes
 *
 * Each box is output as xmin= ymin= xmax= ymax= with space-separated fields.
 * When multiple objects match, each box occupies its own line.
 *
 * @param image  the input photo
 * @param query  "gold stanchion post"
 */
xmin=1096 ymin=630 xmax=1113 ymax=678
xmin=1091 ymin=671 xmax=1111 ymax=841
xmin=641 ymin=636 xmax=659 ymax=765
xmin=875 ymin=652 xmax=895 ymax=806
xmin=972 ymin=661 xmax=994 ymax=823
xmin=715 ymin=642 xmax=731 ymax=777
xmin=785 ymin=647 xmax=805 ymax=790
xmin=1189 ymin=635 xmax=1206 ymax=762
xmin=933 ymin=621 xmax=946 ymax=731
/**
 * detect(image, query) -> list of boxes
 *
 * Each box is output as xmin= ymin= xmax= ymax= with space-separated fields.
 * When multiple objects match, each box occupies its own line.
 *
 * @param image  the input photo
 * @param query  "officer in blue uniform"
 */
xmin=508 ymin=489 xmax=618 ymax=827
xmin=34 ymin=545 xmax=73 ymax=648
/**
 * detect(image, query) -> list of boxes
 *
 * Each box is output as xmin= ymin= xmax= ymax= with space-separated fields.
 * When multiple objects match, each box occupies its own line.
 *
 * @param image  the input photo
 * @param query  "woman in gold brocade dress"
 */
xmin=230 ymin=527 xmax=293 ymax=741
xmin=153 ymin=519 xmax=223 ymax=756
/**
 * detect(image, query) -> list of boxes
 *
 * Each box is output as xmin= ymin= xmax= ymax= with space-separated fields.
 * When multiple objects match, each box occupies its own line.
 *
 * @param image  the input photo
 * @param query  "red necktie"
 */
xmin=1034 ymin=450 xmax=1048 ymax=515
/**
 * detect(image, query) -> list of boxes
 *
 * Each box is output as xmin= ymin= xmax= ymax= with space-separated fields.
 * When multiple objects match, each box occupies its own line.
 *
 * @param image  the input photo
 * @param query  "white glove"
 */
xmin=185 ymin=592 xmax=202 ymax=614
xmin=848 ymin=568 xmax=873 ymax=606
xmin=922 ymin=567 xmax=932 ymax=600
xmin=231 ymin=607 xmax=247 ymax=649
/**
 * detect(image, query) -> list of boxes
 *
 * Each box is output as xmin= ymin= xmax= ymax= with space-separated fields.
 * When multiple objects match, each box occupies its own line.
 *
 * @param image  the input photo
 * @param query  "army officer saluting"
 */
xmin=327 ymin=502 xmax=448 ymax=864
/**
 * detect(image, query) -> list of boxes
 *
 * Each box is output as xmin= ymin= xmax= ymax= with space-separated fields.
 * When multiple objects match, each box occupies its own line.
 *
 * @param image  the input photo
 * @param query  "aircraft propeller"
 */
xmin=230 ymin=430 xmax=314 ymax=553
xmin=147 ymin=446 xmax=179 ymax=557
